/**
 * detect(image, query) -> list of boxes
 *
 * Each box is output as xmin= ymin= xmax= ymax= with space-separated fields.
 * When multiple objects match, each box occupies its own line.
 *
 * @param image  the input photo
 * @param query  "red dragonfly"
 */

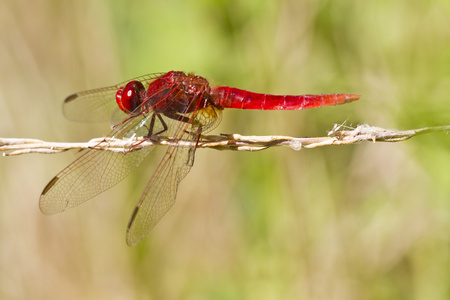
xmin=40 ymin=71 xmax=359 ymax=246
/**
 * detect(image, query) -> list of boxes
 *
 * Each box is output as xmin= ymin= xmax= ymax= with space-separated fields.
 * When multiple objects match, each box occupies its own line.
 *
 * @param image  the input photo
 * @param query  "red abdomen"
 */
xmin=211 ymin=86 xmax=360 ymax=110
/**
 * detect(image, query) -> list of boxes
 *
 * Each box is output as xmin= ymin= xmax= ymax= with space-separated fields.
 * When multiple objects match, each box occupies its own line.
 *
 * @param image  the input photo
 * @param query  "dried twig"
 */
xmin=1 ymin=124 xmax=449 ymax=157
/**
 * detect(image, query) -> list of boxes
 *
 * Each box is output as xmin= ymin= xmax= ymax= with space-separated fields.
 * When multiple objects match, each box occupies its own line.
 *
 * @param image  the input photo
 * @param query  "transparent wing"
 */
xmin=126 ymin=131 xmax=197 ymax=246
xmin=39 ymin=112 xmax=159 ymax=214
xmin=63 ymin=72 xmax=167 ymax=122
xmin=126 ymin=106 xmax=222 ymax=246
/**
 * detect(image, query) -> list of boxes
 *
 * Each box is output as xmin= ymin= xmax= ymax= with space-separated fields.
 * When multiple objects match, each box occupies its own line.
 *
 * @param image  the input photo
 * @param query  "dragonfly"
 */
xmin=40 ymin=71 xmax=360 ymax=246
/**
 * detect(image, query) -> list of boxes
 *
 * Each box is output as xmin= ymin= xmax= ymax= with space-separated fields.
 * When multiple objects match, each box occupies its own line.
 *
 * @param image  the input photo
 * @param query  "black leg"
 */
xmin=147 ymin=113 xmax=169 ymax=139
xmin=163 ymin=111 xmax=191 ymax=123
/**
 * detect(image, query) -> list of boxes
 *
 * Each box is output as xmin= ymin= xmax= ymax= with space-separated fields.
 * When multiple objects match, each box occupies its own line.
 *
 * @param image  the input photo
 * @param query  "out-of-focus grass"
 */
xmin=1 ymin=0 xmax=449 ymax=299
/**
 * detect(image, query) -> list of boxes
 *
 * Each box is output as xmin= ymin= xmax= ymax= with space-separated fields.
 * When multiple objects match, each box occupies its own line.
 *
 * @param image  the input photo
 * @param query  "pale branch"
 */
xmin=1 ymin=124 xmax=449 ymax=157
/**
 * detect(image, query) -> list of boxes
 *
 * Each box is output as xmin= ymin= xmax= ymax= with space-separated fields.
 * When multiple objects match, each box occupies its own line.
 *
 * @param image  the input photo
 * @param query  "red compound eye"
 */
xmin=115 ymin=81 xmax=145 ymax=114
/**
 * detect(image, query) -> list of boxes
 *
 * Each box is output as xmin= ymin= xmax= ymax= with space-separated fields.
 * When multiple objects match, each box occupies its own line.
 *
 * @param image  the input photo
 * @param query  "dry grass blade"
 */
xmin=1 ymin=124 xmax=449 ymax=156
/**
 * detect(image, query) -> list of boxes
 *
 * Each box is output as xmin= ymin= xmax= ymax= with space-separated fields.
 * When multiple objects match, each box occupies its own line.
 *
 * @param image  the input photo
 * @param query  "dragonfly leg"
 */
xmin=162 ymin=111 xmax=191 ymax=123
xmin=148 ymin=113 xmax=169 ymax=140
xmin=162 ymin=111 xmax=201 ymax=136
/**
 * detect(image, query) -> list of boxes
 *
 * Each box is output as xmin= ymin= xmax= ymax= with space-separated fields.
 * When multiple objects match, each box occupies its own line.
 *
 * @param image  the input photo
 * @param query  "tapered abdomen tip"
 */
xmin=346 ymin=94 xmax=361 ymax=102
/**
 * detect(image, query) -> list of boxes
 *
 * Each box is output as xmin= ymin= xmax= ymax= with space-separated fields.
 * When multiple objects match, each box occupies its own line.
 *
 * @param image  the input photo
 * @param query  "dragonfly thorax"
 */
xmin=150 ymin=71 xmax=212 ymax=114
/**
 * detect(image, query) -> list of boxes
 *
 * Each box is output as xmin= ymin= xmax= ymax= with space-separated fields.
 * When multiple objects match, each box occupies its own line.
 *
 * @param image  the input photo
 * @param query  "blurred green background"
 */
xmin=1 ymin=0 xmax=450 ymax=299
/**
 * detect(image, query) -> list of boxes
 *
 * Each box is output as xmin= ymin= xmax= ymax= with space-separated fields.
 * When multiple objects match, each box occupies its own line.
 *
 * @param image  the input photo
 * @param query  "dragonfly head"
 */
xmin=116 ymin=81 xmax=145 ymax=115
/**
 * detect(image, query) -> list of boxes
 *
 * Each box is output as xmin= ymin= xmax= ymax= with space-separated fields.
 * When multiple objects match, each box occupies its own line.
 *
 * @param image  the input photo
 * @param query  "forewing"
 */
xmin=63 ymin=73 xmax=167 ymax=122
xmin=39 ymin=113 xmax=157 ymax=214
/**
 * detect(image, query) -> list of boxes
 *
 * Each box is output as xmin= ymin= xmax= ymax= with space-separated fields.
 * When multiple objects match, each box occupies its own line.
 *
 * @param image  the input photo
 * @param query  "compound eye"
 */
xmin=115 ymin=81 xmax=145 ymax=114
